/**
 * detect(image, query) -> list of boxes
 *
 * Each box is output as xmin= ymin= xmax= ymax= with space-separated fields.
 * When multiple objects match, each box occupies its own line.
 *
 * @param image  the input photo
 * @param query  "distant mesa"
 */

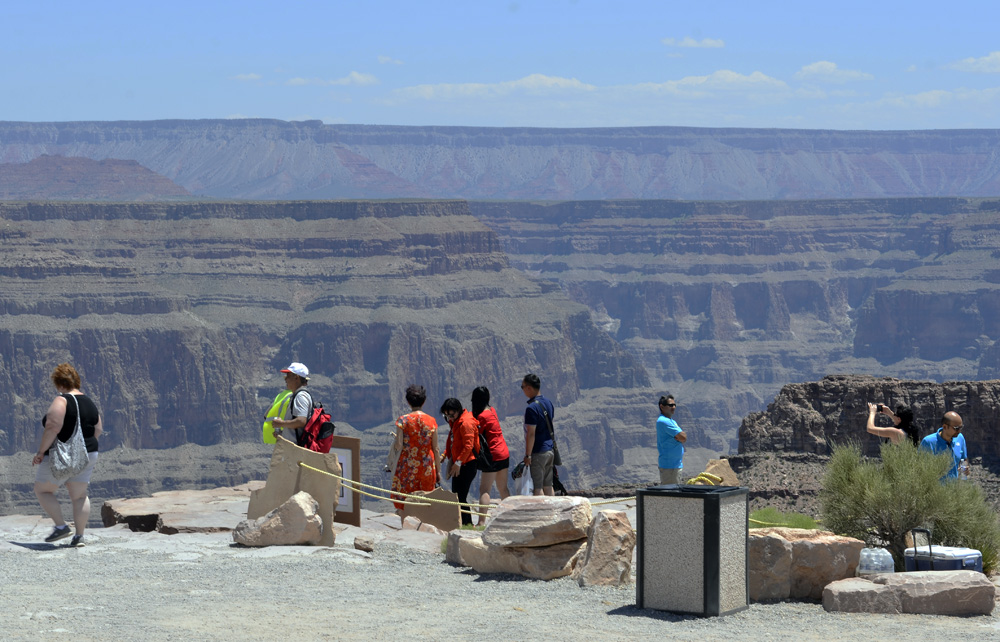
xmin=0 ymin=154 xmax=190 ymax=201
xmin=4 ymin=120 xmax=1000 ymax=200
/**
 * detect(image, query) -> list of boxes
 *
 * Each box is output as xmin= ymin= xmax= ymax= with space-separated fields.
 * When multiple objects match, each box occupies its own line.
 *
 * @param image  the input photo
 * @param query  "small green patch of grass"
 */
xmin=750 ymin=506 xmax=819 ymax=530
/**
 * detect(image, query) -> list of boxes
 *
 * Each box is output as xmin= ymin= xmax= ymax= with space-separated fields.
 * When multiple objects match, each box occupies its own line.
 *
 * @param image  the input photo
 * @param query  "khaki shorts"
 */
xmin=530 ymin=450 xmax=555 ymax=489
xmin=659 ymin=467 xmax=681 ymax=485
xmin=35 ymin=452 xmax=99 ymax=485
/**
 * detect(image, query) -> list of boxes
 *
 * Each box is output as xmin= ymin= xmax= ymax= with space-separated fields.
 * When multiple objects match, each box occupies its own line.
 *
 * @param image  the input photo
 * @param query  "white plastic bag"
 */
xmin=518 ymin=471 xmax=534 ymax=496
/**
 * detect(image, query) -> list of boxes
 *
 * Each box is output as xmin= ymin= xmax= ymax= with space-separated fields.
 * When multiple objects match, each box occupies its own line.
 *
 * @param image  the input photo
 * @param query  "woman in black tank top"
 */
xmin=33 ymin=363 xmax=103 ymax=547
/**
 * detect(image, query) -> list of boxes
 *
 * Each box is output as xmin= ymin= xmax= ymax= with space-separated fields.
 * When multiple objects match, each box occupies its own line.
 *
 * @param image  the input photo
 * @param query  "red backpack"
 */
xmin=290 ymin=390 xmax=336 ymax=453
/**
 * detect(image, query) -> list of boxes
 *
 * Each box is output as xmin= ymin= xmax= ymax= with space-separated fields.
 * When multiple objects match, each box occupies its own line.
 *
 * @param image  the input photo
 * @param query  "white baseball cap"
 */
xmin=280 ymin=362 xmax=309 ymax=380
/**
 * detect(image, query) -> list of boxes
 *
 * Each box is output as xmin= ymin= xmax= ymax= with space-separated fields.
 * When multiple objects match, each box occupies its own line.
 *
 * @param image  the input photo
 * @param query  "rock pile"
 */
xmin=447 ymin=496 xmax=636 ymax=587
xmin=233 ymin=491 xmax=323 ymax=547
xmin=749 ymin=527 xmax=864 ymax=601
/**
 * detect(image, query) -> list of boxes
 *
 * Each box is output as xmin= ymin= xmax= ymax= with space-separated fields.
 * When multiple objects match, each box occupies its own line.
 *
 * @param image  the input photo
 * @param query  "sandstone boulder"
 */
xmin=445 ymin=530 xmax=483 ymax=567
xmin=233 ymin=491 xmax=323 ymax=547
xmin=482 ymin=496 xmax=592 ymax=548
xmin=703 ymin=459 xmax=740 ymax=486
xmin=459 ymin=534 xmax=587 ymax=580
xmin=354 ymin=536 xmax=375 ymax=553
xmin=572 ymin=510 xmax=636 ymax=587
xmin=748 ymin=533 xmax=793 ymax=601
xmin=749 ymin=528 xmax=863 ymax=601
xmin=102 ymin=482 xmax=263 ymax=533
xmin=821 ymin=577 xmax=902 ymax=614
xmin=823 ymin=571 xmax=995 ymax=616
xmin=247 ymin=438 xmax=341 ymax=546
xmin=876 ymin=571 xmax=995 ymax=616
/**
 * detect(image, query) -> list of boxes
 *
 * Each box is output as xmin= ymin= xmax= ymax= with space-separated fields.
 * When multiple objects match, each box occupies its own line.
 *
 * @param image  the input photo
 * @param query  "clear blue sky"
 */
xmin=4 ymin=0 xmax=1000 ymax=130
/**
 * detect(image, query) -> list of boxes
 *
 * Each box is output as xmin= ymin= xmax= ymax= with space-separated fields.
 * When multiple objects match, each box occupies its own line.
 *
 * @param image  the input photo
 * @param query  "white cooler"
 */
xmin=904 ymin=545 xmax=983 ymax=573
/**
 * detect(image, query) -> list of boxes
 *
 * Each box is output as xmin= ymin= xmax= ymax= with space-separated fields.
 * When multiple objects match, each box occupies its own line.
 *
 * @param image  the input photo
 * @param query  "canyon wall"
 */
xmin=0 ymin=201 xmax=653 ymax=501
xmin=3 ymin=120 xmax=1000 ymax=200
xmin=470 ymin=198 xmax=1000 ymax=454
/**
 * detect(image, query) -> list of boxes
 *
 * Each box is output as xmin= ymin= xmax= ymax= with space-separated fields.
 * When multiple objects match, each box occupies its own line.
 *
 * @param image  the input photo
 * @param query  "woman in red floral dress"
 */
xmin=389 ymin=385 xmax=440 ymax=511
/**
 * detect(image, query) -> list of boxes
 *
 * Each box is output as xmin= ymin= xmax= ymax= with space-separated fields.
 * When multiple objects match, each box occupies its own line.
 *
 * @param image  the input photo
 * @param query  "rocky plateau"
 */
xmin=3 ymin=120 xmax=1000 ymax=201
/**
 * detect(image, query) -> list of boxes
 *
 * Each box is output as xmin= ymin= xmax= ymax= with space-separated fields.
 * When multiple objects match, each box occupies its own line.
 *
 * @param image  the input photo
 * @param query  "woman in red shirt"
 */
xmin=441 ymin=397 xmax=479 ymax=526
xmin=471 ymin=386 xmax=510 ymax=526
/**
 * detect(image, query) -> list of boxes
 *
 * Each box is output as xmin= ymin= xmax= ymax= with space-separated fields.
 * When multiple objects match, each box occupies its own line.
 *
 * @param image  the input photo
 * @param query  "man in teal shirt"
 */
xmin=919 ymin=411 xmax=967 ymax=479
xmin=656 ymin=394 xmax=687 ymax=484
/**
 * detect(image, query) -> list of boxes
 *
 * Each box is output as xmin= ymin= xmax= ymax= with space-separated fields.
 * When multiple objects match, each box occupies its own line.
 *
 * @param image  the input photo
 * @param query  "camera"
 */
xmin=876 ymin=404 xmax=885 ymax=412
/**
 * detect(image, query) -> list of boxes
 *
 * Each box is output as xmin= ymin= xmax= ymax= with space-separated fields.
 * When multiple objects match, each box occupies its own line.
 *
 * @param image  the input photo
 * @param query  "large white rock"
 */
xmin=481 ymin=496 xmax=592 ymax=548
xmin=445 ymin=530 xmax=483 ymax=567
xmin=821 ymin=577 xmax=902 ymax=613
xmin=232 ymin=491 xmax=323 ymax=547
xmin=748 ymin=533 xmax=793 ymax=601
xmin=572 ymin=510 xmax=636 ymax=587
xmin=823 ymin=571 xmax=995 ymax=616
xmin=459 ymin=534 xmax=588 ymax=580
xmin=750 ymin=528 xmax=864 ymax=601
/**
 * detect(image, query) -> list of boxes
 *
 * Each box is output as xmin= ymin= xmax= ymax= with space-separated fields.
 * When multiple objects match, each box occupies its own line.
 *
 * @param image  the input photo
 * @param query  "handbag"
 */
xmin=474 ymin=429 xmax=493 ymax=469
xmin=49 ymin=394 xmax=90 ymax=481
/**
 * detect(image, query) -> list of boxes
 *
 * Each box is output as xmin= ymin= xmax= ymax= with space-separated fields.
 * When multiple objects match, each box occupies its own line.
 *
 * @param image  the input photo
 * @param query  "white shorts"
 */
xmin=34 ymin=452 xmax=99 ymax=485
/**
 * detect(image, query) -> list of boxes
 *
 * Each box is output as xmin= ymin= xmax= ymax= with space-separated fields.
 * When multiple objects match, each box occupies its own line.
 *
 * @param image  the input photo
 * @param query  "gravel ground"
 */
xmin=2 ymin=525 xmax=999 ymax=641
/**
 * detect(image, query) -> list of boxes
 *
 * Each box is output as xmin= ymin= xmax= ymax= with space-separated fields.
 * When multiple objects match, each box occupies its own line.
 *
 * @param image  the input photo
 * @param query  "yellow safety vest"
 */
xmin=262 ymin=390 xmax=293 ymax=444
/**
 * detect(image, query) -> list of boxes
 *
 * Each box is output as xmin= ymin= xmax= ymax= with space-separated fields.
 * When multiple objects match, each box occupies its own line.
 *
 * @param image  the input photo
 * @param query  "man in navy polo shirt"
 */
xmin=920 ymin=411 xmax=968 ymax=479
xmin=521 ymin=373 xmax=555 ymax=496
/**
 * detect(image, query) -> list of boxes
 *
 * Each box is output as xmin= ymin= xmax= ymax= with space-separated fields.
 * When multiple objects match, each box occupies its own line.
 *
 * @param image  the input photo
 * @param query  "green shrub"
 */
xmin=749 ymin=506 xmax=819 ymax=530
xmin=820 ymin=441 xmax=1000 ymax=574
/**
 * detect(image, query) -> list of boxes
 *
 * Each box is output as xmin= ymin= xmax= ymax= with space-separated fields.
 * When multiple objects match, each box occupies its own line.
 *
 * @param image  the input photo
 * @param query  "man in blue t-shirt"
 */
xmin=920 ymin=411 xmax=968 ymax=480
xmin=522 ymin=373 xmax=555 ymax=496
xmin=656 ymin=394 xmax=687 ymax=484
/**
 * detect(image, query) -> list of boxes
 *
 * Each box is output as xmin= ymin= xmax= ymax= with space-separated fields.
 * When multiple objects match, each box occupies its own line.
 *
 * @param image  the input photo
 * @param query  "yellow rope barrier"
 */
xmin=590 ymin=496 xmax=636 ymax=506
xmin=297 ymin=462 xmax=490 ymax=515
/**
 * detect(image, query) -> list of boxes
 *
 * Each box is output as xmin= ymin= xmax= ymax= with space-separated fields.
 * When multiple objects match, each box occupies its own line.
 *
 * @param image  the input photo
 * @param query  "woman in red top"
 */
xmin=441 ymin=397 xmax=479 ymax=526
xmin=471 ymin=386 xmax=510 ymax=526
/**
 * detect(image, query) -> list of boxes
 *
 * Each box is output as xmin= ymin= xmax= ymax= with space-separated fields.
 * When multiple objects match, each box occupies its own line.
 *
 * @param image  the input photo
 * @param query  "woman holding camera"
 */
xmin=866 ymin=402 xmax=919 ymax=445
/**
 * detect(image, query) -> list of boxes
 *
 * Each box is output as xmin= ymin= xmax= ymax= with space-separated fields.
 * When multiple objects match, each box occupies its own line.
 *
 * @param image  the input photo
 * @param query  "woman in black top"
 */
xmin=33 ymin=363 xmax=103 ymax=547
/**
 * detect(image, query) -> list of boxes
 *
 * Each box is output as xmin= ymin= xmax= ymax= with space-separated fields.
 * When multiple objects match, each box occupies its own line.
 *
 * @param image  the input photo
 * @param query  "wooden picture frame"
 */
xmin=329 ymin=435 xmax=361 ymax=526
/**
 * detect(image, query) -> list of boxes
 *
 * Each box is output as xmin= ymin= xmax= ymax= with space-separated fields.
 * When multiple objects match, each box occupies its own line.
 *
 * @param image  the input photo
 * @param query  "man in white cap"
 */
xmin=271 ymin=362 xmax=312 ymax=445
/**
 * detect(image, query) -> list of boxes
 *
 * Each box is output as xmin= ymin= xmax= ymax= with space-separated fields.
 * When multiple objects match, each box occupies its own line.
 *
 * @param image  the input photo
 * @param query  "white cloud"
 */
xmin=232 ymin=73 xmax=262 ymax=81
xmin=662 ymin=36 xmax=725 ymax=48
xmin=378 ymin=55 xmax=403 ymax=65
xmin=874 ymin=86 xmax=1000 ymax=110
xmin=949 ymin=51 xmax=1000 ymax=73
xmin=286 ymin=72 xmax=379 ymax=87
xmin=395 ymin=73 xmax=596 ymax=100
xmin=795 ymin=61 xmax=873 ymax=83
xmin=634 ymin=70 xmax=788 ymax=97
xmin=331 ymin=72 xmax=378 ymax=86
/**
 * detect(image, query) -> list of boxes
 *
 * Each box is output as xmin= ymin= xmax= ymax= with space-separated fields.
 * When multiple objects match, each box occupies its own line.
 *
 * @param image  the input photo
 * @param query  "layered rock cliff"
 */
xmin=470 ymin=198 xmax=1000 ymax=454
xmin=3 ymin=120 xmax=1000 ymax=200
xmin=0 ymin=200 xmax=653 ymax=513
xmin=729 ymin=375 xmax=1000 ymax=516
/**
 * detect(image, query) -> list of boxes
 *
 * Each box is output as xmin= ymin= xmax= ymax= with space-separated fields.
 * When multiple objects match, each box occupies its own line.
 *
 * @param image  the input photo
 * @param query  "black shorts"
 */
xmin=478 ymin=456 xmax=510 ymax=473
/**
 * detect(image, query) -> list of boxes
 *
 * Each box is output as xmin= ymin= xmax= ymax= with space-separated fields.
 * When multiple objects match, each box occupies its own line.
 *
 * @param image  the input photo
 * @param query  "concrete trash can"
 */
xmin=636 ymin=484 xmax=749 ymax=617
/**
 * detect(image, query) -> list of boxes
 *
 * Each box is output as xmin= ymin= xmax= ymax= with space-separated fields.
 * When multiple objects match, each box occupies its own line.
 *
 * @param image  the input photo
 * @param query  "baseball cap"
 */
xmin=280 ymin=362 xmax=309 ymax=380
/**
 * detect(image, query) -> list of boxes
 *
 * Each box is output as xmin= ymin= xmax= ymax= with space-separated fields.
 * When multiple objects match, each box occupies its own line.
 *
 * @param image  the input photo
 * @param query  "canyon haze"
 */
xmin=3 ymin=119 xmax=1000 ymax=515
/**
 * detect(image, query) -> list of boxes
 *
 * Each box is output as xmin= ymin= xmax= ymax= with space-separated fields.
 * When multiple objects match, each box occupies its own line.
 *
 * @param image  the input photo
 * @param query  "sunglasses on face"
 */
xmin=662 ymin=402 xmax=676 ymax=408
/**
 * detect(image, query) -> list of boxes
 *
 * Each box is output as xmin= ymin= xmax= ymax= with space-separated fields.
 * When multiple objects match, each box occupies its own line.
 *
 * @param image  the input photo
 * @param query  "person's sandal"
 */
xmin=44 ymin=525 xmax=72 ymax=542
